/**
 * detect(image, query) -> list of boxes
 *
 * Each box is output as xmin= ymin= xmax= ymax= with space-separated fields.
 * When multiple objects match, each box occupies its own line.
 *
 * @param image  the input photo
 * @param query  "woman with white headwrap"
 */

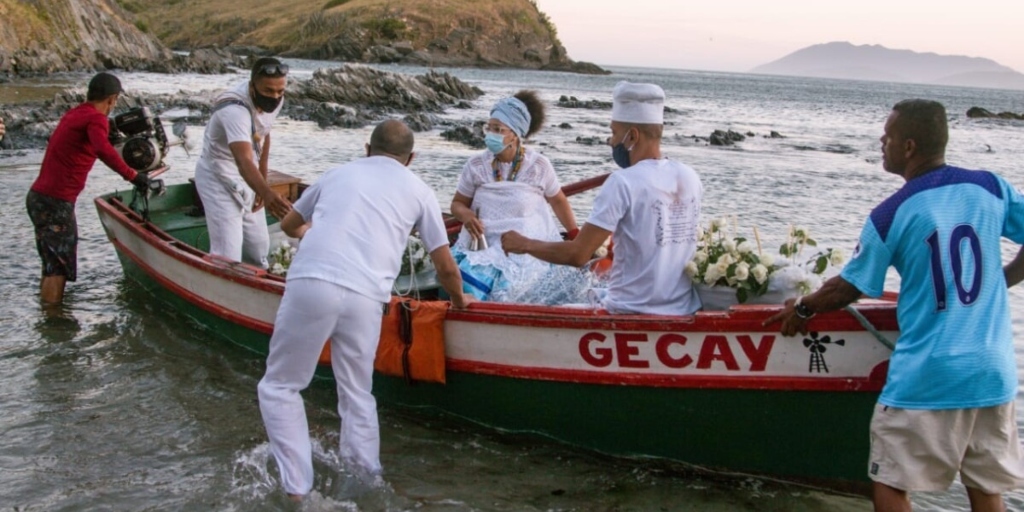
xmin=449 ymin=91 xmax=581 ymax=303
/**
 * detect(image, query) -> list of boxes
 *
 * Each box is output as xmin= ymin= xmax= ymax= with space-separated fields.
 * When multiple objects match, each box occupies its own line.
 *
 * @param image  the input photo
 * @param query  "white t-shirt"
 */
xmin=456 ymin=147 xmax=561 ymax=199
xmin=195 ymin=80 xmax=282 ymax=183
xmin=286 ymin=156 xmax=449 ymax=302
xmin=586 ymin=159 xmax=703 ymax=315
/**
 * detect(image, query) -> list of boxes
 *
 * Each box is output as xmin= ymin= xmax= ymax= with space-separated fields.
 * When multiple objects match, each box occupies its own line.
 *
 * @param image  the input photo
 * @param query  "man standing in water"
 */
xmin=194 ymin=57 xmax=292 ymax=268
xmin=501 ymin=81 xmax=703 ymax=315
xmin=765 ymin=99 xmax=1024 ymax=512
xmin=257 ymin=120 xmax=472 ymax=500
xmin=26 ymin=72 xmax=151 ymax=306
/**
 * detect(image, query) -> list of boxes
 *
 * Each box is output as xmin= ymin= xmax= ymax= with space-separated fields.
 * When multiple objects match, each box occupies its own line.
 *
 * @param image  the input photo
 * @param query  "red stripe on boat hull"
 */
xmin=446 ymin=359 xmax=888 ymax=392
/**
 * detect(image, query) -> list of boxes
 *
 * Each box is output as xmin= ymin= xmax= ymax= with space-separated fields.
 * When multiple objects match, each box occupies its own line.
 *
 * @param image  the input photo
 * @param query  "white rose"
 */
xmin=723 ymin=239 xmax=737 ymax=253
xmin=760 ymin=253 xmax=775 ymax=267
xmin=594 ymin=246 xmax=608 ymax=258
xmin=830 ymin=249 xmax=845 ymax=266
xmin=752 ymin=264 xmax=768 ymax=284
xmin=704 ymin=265 xmax=721 ymax=285
xmin=694 ymin=251 xmax=708 ymax=264
xmin=711 ymin=218 xmax=726 ymax=230
xmin=270 ymin=263 xmax=285 ymax=275
xmin=279 ymin=240 xmax=290 ymax=250
xmin=684 ymin=261 xmax=699 ymax=278
xmin=737 ymin=241 xmax=754 ymax=254
xmin=734 ymin=262 xmax=750 ymax=281
xmin=715 ymin=258 xmax=730 ymax=274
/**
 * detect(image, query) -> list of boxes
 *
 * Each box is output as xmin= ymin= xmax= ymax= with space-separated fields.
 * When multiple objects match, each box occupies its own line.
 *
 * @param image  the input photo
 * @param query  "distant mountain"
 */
xmin=752 ymin=42 xmax=1024 ymax=90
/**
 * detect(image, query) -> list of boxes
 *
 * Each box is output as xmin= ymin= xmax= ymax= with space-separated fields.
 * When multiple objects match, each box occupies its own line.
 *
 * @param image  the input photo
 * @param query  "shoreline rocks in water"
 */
xmin=557 ymin=96 xmax=612 ymax=110
xmin=966 ymin=107 xmax=1024 ymax=121
xmin=440 ymin=122 xmax=486 ymax=149
xmin=0 ymin=65 xmax=482 ymax=150
xmin=709 ymin=129 xmax=746 ymax=146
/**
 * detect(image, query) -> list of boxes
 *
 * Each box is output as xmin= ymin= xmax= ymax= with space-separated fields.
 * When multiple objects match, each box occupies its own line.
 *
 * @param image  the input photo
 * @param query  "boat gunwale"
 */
xmin=96 ymin=189 xmax=899 ymax=333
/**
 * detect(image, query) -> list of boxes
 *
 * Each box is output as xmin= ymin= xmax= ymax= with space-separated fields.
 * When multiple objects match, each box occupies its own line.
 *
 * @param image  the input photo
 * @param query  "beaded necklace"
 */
xmin=491 ymin=144 xmax=525 ymax=182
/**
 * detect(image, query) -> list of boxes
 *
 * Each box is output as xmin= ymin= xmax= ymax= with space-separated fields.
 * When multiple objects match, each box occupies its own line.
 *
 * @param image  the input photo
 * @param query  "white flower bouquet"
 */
xmin=687 ymin=219 xmax=844 ymax=309
xmin=400 ymin=236 xmax=432 ymax=276
xmin=268 ymin=240 xmax=298 ymax=276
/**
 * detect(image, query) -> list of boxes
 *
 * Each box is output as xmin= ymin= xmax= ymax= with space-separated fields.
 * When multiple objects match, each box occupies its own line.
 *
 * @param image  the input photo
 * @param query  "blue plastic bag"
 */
xmin=454 ymin=252 xmax=502 ymax=300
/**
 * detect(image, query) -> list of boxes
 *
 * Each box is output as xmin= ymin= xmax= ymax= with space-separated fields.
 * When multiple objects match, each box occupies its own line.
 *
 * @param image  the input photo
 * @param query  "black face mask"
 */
xmin=251 ymin=85 xmax=282 ymax=112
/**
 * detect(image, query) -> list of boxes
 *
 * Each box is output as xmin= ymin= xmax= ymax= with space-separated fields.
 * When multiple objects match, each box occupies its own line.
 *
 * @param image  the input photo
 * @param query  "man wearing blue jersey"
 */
xmin=765 ymin=99 xmax=1024 ymax=512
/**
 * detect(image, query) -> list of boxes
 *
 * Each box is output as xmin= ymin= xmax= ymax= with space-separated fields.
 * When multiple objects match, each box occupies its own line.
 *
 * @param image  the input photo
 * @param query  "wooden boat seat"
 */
xmin=187 ymin=169 xmax=303 ymax=212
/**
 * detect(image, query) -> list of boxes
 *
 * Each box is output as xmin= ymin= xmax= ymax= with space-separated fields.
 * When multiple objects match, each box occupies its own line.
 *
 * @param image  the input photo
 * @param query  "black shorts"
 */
xmin=26 ymin=190 xmax=78 ymax=281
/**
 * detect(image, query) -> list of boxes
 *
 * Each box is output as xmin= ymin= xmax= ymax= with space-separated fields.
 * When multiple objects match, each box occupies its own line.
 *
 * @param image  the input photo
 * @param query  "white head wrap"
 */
xmin=611 ymin=81 xmax=665 ymax=125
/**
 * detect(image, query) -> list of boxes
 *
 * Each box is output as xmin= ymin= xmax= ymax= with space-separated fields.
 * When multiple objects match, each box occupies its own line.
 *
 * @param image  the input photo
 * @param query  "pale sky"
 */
xmin=535 ymin=0 xmax=1024 ymax=73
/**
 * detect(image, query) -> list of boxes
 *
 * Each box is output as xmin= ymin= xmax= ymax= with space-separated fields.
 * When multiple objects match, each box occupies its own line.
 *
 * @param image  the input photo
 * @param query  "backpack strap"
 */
xmin=212 ymin=99 xmax=260 ymax=154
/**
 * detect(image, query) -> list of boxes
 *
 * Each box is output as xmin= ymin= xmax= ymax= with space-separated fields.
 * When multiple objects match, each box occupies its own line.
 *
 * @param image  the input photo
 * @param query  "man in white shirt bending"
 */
xmin=194 ymin=57 xmax=293 ymax=268
xmin=502 ymin=81 xmax=703 ymax=315
xmin=257 ymin=120 xmax=472 ymax=501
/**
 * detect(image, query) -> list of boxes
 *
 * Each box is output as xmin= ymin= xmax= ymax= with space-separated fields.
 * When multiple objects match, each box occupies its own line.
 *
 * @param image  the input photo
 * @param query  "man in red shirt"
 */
xmin=26 ymin=72 xmax=151 ymax=306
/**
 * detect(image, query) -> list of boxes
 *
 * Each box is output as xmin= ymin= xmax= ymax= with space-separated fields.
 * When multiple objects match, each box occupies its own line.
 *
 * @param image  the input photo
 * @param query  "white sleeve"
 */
xmin=535 ymin=155 xmax=562 ymax=198
xmin=293 ymin=181 xmax=321 ymax=222
xmin=217 ymin=104 xmax=253 ymax=145
xmin=416 ymin=188 xmax=450 ymax=253
xmin=455 ymin=157 xmax=482 ymax=198
xmin=586 ymin=174 xmax=629 ymax=232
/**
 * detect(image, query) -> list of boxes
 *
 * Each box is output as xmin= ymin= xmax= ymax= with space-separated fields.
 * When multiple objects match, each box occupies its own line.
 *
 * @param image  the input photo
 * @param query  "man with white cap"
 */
xmin=502 ymin=81 xmax=703 ymax=315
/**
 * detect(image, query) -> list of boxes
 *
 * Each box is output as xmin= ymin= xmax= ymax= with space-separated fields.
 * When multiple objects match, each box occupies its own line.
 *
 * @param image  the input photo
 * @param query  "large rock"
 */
xmin=0 ymin=0 xmax=171 ymax=76
xmin=709 ymin=129 xmax=746 ymax=146
xmin=0 ymin=1 xmax=251 ymax=77
xmin=440 ymin=123 xmax=485 ymax=149
xmin=289 ymin=65 xmax=482 ymax=113
xmin=557 ymin=95 xmax=612 ymax=110
xmin=967 ymin=106 xmax=1024 ymax=120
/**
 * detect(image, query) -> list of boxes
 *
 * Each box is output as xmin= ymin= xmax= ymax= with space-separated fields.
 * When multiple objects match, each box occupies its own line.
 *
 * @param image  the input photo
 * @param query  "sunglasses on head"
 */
xmin=256 ymin=63 xmax=289 ymax=77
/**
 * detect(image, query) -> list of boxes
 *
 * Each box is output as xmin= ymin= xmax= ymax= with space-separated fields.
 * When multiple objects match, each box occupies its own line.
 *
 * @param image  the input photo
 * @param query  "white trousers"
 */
xmin=257 ymin=278 xmax=385 ymax=496
xmin=194 ymin=165 xmax=269 ymax=268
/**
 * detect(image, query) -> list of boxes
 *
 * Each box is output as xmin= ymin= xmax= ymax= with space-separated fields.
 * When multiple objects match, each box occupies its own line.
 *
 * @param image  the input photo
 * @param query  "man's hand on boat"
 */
xmin=763 ymin=276 xmax=863 ymax=336
xmin=762 ymin=298 xmax=810 ymax=337
xmin=450 ymin=293 xmax=476 ymax=310
xmin=428 ymin=244 xmax=476 ymax=310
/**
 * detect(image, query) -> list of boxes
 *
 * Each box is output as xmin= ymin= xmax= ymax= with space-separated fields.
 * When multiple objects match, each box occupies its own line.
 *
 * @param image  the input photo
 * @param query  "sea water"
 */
xmin=2 ymin=61 xmax=1024 ymax=511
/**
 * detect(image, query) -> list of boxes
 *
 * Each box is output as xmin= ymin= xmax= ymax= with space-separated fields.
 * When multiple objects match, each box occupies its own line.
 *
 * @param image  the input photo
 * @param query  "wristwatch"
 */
xmin=794 ymin=296 xmax=816 ymax=320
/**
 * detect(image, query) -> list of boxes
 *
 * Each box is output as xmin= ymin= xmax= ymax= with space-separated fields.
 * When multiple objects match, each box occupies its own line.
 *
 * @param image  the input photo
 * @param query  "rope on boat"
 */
xmin=843 ymin=306 xmax=895 ymax=351
xmin=128 ymin=186 xmax=152 ymax=222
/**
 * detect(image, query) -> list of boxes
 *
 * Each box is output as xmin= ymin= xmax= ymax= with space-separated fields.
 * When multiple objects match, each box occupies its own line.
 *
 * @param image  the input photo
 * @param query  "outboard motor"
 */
xmin=109 ymin=107 xmax=171 ymax=172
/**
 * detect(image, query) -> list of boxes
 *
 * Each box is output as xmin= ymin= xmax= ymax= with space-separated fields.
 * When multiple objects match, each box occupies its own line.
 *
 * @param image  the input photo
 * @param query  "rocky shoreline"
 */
xmin=0 ymin=65 xmax=482 ymax=151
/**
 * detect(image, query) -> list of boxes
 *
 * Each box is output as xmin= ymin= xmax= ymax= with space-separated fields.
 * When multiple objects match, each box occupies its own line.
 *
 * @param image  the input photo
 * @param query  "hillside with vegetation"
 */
xmin=123 ymin=0 xmax=606 ymax=73
xmin=0 ymin=0 xmax=169 ymax=74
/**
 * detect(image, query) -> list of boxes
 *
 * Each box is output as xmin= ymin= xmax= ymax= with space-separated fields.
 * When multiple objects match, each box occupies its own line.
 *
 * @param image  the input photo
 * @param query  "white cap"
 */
xmin=611 ymin=81 xmax=665 ymax=125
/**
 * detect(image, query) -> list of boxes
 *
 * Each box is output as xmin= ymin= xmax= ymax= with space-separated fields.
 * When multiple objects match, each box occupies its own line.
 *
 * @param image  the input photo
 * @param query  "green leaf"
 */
xmin=815 ymin=256 xmax=828 ymax=274
xmin=737 ymin=288 xmax=749 ymax=303
xmin=755 ymin=280 xmax=770 ymax=295
xmin=806 ymin=238 xmax=818 ymax=247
